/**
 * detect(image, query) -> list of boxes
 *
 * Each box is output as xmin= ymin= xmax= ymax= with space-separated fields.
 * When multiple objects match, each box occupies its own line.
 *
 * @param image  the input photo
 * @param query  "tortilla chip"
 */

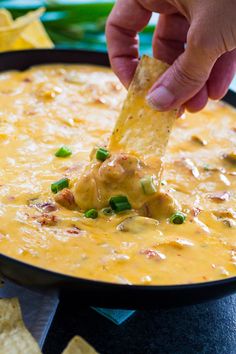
xmin=0 ymin=9 xmax=13 ymax=27
xmin=22 ymin=19 xmax=53 ymax=48
xmin=0 ymin=8 xmax=45 ymax=51
xmin=12 ymin=8 xmax=44 ymax=28
xmin=62 ymin=336 xmax=99 ymax=354
xmin=0 ymin=298 xmax=42 ymax=354
xmin=11 ymin=36 xmax=35 ymax=50
xmin=109 ymin=55 xmax=177 ymax=166
xmin=12 ymin=20 xmax=54 ymax=50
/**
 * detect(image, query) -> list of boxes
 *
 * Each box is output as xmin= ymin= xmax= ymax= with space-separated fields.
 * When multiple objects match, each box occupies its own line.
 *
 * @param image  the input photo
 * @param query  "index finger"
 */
xmin=105 ymin=0 xmax=151 ymax=87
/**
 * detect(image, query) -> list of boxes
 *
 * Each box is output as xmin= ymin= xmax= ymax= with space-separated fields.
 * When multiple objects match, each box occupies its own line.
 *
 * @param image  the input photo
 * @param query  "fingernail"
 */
xmin=146 ymin=86 xmax=175 ymax=110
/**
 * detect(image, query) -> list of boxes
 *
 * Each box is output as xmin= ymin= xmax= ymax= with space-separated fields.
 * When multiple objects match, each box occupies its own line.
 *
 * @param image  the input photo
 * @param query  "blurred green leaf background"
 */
xmin=1 ymin=0 xmax=154 ymax=53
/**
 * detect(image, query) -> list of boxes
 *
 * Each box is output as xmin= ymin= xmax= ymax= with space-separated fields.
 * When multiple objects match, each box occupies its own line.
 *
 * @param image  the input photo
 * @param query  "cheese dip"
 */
xmin=0 ymin=64 xmax=235 ymax=285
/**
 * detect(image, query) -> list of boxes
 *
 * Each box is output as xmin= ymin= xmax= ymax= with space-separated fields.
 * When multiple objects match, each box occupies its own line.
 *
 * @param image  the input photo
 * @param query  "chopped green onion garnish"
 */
xmin=51 ymin=178 xmax=69 ymax=194
xmin=203 ymin=164 xmax=210 ymax=171
xmin=84 ymin=209 xmax=98 ymax=219
xmin=109 ymin=195 xmax=132 ymax=213
xmin=102 ymin=207 xmax=114 ymax=216
xmin=169 ymin=212 xmax=186 ymax=225
xmin=96 ymin=147 xmax=110 ymax=161
xmin=140 ymin=176 xmax=157 ymax=195
xmin=55 ymin=146 xmax=72 ymax=158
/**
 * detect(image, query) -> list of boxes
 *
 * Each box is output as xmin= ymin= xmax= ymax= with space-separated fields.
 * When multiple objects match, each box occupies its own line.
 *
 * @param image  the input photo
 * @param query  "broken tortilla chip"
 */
xmin=0 ymin=297 xmax=98 ymax=354
xmin=62 ymin=336 xmax=99 ymax=354
xmin=109 ymin=55 xmax=177 ymax=171
xmin=0 ymin=298 xmax=42 ymax=354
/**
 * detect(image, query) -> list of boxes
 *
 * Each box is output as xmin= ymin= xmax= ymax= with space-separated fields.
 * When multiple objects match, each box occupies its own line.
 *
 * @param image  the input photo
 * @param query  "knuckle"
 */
xmin=172 ymin=60 xmax=204 ymax=87
xmin=188 ymin=31 xmax=211 ymax=54
xmin=188 ymin=29 xmax=222 ymax=59
xmin=219 ymin=30 xmax=236 ymax=52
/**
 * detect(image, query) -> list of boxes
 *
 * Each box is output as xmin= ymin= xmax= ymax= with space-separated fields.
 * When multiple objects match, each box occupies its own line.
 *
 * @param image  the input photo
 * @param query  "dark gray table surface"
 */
xmin=41 ymin=82 xmax=236 ymax=354
xmin=43 ymin=294 xmax=236 ymax=354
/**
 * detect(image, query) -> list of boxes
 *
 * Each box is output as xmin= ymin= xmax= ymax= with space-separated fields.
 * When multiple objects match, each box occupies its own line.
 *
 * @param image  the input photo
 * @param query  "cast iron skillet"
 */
xmin=0 ymin=49 xmax=235 ymax=309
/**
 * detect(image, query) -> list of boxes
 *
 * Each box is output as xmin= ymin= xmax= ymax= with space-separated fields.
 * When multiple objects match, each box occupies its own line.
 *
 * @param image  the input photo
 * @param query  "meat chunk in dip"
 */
xmin=71 ymin=153 xmax=160 ymax=211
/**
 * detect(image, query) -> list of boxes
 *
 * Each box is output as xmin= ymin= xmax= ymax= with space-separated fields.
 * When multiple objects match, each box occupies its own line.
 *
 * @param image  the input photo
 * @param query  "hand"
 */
xmin=106 ymin=0 xmax=236 ymax=112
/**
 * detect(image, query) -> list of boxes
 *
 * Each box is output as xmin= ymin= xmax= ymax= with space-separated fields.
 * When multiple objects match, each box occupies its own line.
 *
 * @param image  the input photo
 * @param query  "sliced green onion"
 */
xmin=84 ymin=209 xmax=98 ymax=219
xmin=109 ymin=195 xmax=132 ymax=213
xmin=102 ymin=207 xmax=114 ymax=216
xmin=203 ymin=164 xmax=210 ymax=171
xmin=55 ymin=146 xmax=72 ymax=158
xmin=51 ymin=178 xmax=69 ymax=194
xmin=169 ymin=212 xmax=186 ymax=225
xmin=140 ymin=176 xmax=157 ymax=195
xmin=96 ymin=147 xmax=110 ymax=161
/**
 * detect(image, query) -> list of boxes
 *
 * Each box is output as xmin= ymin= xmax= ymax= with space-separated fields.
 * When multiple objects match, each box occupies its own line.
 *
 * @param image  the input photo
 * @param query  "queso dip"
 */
xmin=0 ymin=64 xmax=235 ymax=285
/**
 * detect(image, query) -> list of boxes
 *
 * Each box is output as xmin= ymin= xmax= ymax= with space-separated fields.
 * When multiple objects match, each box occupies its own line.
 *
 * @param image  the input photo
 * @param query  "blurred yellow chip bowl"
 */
xmin=0 ymin=7 xmax=53 ymax=51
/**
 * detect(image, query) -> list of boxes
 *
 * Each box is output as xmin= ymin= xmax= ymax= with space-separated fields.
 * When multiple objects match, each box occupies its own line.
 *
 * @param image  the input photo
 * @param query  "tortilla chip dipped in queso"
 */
xmin=0 ymin=55 xmax=235 ymax=286
xmin=72 ymin=56 xmax=177 ymax=211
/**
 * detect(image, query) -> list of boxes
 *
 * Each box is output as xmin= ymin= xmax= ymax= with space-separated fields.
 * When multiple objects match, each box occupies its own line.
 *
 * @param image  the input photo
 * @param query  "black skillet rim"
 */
xmin=0 ymin=49 xmax=235 ymax=303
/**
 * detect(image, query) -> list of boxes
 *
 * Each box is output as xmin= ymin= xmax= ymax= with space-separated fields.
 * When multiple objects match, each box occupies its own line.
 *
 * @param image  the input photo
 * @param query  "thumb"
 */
xmin=147 ymin=31 xmax=218 ymax=110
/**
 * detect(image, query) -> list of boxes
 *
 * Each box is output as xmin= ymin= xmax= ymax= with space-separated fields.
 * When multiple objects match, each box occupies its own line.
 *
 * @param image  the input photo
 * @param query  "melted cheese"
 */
xmin=0 ymin=64 xmax=235 ymax=285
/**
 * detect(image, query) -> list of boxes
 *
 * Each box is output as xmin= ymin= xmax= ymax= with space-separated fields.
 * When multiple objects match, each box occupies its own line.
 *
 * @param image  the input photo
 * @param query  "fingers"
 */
xmin=208 ymin=49 xmax=236 ymax=100
xmin=179 ymin=49 xmax=236 ymax=113
xmin=106 ymin=0 xmax=151 ymax=87
xmin=136 ymin=0 xmax=176 ymax=14
xmin=152 ymin=13 xmax=189 ymax=64
xmin=185 ymin=85 xmax=208 ymax=112
xmin=152 ymin=14 xmax=235 ymax=112
xmin=107 ymin=0 xmax=236 ymax=112
xmin=146 ymin=23 xmax=219 ymax=111
xmin=181 ymin=50 xmax=236 ymax=113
